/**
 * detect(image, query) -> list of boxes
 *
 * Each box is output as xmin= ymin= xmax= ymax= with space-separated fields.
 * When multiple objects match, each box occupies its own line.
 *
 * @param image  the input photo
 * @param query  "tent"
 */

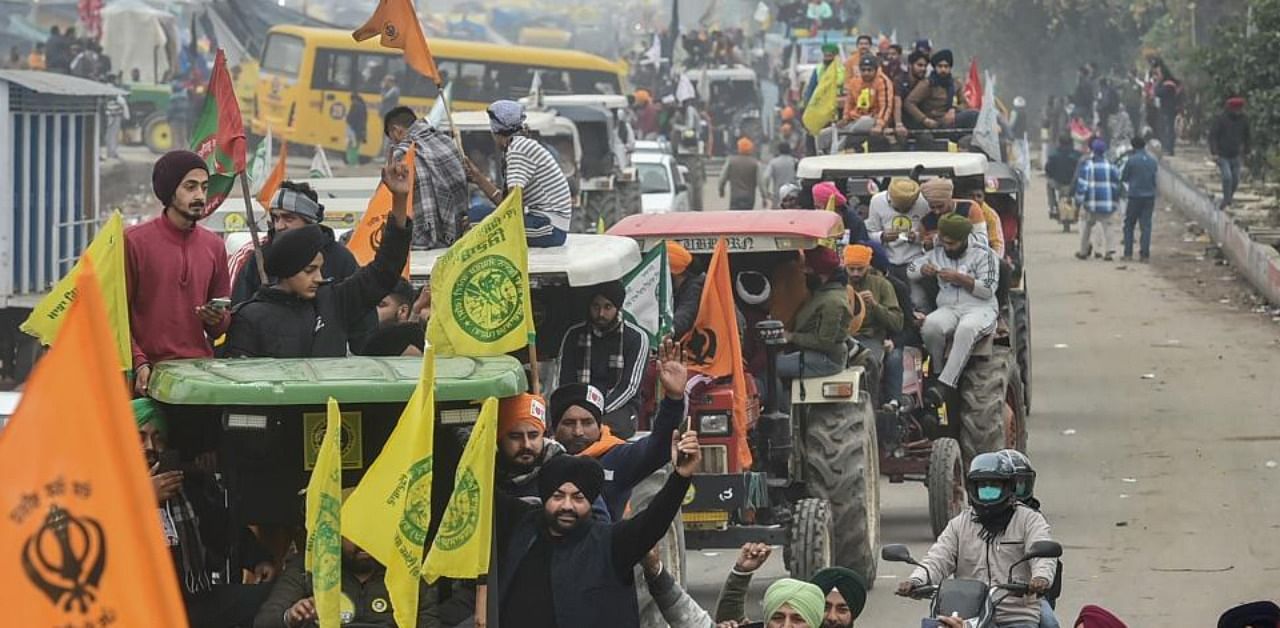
xmin=101 ymin=0 xmax=178 ymax=83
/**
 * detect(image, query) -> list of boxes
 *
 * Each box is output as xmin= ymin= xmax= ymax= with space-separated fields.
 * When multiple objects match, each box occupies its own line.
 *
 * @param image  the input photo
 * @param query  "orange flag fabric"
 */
xmin=681 ymin=238 xmax=752 ymax=467
xmin=349 ymin=147 xmax=415 ymax=278
xmin=352 ymin=0 xmax=441 ymax=85
xmin=255 ymin=141 xmax=288 ymax=208
xmin=0 ymin=260 xmax=188 ymax=627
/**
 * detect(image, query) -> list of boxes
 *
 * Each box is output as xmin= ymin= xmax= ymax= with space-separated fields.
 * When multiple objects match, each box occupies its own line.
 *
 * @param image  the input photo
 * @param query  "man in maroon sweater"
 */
xmin=127 ymin=150 xmax=231 ymax=394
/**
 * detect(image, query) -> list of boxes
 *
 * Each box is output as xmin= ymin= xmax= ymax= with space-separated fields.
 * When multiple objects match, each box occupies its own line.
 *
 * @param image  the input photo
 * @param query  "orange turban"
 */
xmin=666 ymin=241 xmax=693 ymax=274
xmin=634 ymin=89 xmax=652 ymax=106
xmin=781 ymin=106 xmax=796 ymax=121
xmin=737 ymin=137 xmax=755 ymax=155
xmin=499 ymin=393 xmax=547 ymax=436
xmin=843 ymin=244 xmax=873 ymax=268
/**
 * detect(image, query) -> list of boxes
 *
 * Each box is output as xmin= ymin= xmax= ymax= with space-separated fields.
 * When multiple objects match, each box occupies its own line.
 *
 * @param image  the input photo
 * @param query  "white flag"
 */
xmin=527 ymin=71 xmax=543 ymax=109
xmin=642 ymin=33 xmax=662 ymax=67
xmin=622 ymin=243 xmax=672 ymax=348
xmin=309 ymin=145 xmax=334 ymax=179
xmin=972 ymin=72 xmax=1001 ymax=161
xmin=676 ymin=73 xmax=697 ymax=103
xmin=247 ymin=128 xmax=272 ymax=195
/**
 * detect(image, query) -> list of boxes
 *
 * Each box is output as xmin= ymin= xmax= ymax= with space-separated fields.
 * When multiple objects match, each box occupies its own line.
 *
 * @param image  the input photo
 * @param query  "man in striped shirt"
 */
xmin=471 ymin=100 xmax=573 ymax=247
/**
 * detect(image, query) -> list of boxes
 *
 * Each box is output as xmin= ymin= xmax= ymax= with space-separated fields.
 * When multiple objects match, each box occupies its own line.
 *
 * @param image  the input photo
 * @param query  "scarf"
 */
xmin=929 ymin=72 xmax=956 ymax=109
xmin=500 ymin=439 xmax=567 ymax=489
xmin=164 ymin=488 xmax=212 ymax=594
xmin=575 ymin=320 xmax=625 ymax=391
xmin=400 ymin=119 xmax=468 ymax=249
xmin=579 ymin=425 xmax=627 ymax=459
xmin=972 ymin=505 xmax=1016 ymax=543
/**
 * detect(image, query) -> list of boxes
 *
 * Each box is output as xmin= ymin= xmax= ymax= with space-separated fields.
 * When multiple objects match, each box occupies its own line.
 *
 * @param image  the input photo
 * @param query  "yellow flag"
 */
xmin=422 ymin=397 xmax=496 ymax=583
xmin=803 ymin=62 xmax=842 ymax=136
xmin=20 ymin=212 xmax=131 ymax=370
xmin=341 ymin=349 xmax=436 ymax=628
xmin=1 ymin=260 xmax=188 ymax=626
xmin=426 ymin=188 xmax=534 ymax=356
xmin=305 ymin=398 xmax=344 ymax=628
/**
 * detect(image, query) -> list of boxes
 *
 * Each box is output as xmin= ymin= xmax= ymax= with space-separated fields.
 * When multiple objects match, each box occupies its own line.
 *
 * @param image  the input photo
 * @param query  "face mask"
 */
xmin=977 ymin=486 xmax=1003 ymax=502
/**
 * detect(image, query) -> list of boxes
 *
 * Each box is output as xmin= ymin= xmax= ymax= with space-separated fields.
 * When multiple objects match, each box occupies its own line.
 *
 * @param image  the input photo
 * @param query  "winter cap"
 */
xmin=487 ymin=100 xmax=526 ymax=136
xmin=804 ymin=246 xmax=841 ymax=275
xmin=499 ymin=393 xmax=547 ymax=436
xmin=762 ymin=578 xmax=824 ymax=628
xmin=152 ymin=150 xmax=208 ymax=207
xmin=537 ymin=454 xmax=605 ymax=503
xmin=666 ymin=241 xmax=693 ymax=275
xmin=858 ymin=55 xmax=878 ymax=70
xmin=1090 ymin=138 xmax=1108 ymax=155
xmin=264 ymin=224 xmax=327 ymax=278
xmin=548 ymin=383 xmax=605 ymax=428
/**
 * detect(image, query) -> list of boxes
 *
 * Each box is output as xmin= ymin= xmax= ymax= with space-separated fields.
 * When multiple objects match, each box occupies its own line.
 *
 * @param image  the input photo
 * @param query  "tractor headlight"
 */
xmin=698 ymin=413 xmax=731 ymax=436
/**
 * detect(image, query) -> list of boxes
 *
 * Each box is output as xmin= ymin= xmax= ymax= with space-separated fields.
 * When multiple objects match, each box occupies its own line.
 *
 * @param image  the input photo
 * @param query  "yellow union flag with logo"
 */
xmin=20 ymin=211 xmax=131 ymax=370
xmin=426 ymin=187 xmax=534 ymax=356
xmin=422 ymin=396 xmax=497 ymax=582
xmin=305 ymin=398 xmax=344 ymax=628
xmin=341 ymin=349 xmax=437 ymax=628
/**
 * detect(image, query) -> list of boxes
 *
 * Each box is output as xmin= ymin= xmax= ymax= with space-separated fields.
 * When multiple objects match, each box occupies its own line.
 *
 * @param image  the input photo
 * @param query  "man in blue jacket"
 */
xmin=550 ymin=338 xmax=688 ymax=521
xmin=1120 ymin=136 xmax=1159 ymax=262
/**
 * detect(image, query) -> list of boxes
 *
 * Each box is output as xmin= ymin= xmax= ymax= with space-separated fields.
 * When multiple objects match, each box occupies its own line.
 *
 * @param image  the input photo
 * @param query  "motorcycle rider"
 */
xmin=896 ymin=452 xmax=1057 ymax=628
xmin=1002 ymin=450 xmax=1062 ymax=628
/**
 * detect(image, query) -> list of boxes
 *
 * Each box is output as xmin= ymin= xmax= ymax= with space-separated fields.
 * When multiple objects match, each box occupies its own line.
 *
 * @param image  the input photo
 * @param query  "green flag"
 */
xmin=190 ymin=48 xmax=247 ymax=213
xmin=622 ymin=242 xmax=672 ymax=348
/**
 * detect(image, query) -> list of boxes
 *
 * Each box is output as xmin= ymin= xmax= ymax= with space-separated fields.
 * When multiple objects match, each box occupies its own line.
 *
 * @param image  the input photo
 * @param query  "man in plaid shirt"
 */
xmin=1074 ymin=138 xmax=1123 ymax=261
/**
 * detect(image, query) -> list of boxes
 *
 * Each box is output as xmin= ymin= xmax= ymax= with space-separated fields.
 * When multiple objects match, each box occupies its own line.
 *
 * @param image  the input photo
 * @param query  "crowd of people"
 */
xmin=1 ymin=25 xmax=118 ymax=82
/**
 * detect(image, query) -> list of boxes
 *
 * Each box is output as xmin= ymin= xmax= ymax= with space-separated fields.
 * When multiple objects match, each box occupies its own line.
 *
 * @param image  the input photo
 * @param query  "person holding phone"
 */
xmin=134 ymin=398 xmax=277 ymax=627
xmin=225 ymin=161 xmax=412 ymax=359
xmin=126 ymin=150 xmax=232 ymax=396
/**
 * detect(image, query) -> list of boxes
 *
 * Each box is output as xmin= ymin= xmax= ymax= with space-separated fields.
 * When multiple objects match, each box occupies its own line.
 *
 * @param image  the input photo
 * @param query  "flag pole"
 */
xmin=438 ymin=80 xmax=464 ymax=150
xmin=238 ymin=172 xmax=269 ymax=285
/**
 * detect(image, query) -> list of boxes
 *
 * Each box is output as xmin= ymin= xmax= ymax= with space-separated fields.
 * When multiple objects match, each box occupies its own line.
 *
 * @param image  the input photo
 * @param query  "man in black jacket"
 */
xmin=495 ymin=430 xmax=701 ymax=628
xmin=1209 ymin=96 xmax=1251 ymax=209
xmin=1043 ymin=135 xmax=1082 ymax=220
xmin=226 ymin=163 xmax=411 ymax=358
xmin=231 ymin=181 xmax=361 ymax=306
xmin=555 ymin=281 xmax=650 ymax=438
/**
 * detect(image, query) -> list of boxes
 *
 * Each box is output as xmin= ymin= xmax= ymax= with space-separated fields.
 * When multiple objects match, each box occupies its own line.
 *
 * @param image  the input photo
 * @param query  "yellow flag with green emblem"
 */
xmin=305 ymin=398 xmax=344 ymax=628
xmin=426 ymin=187 xmax=534 ymax=356
xmin=802 ymin=60 xmax=842 ymax=136
xmin=21 ymin=211 xmax=131 ymax=370
xmin=422 ymin=396 xmax=497 ymax=582
xmin=341 ymin=350 xmax=437 ymax=628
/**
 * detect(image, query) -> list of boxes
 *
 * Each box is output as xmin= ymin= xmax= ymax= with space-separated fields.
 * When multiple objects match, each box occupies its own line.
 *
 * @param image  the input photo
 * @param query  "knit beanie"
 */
xmin=152 ymin=150 xmax=208 ymax=207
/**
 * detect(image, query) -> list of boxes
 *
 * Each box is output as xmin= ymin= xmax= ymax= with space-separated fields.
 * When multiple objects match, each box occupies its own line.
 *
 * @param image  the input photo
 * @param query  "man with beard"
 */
xmin=893 ymin=50 xmax=930 ymax=139
xmin=494 ymin=431 xmax=702 ymax=628
xmin=905 ymin=49 xmax=976 ymax=131
xmin=713 ymin=544 xmax=869 ymax=627
xmin=907 ymin=213 xmax=998 ymax=407
xmin=551 ymin=338 xmax=688 ymax=521
xmin=127 ymin=150 xmax=231 ymax=396
xmin=897 ymin=452 xmax=1056 ymax=628
xmin=253 ymin=536 xmax=437 ymax=627
xmin=555 ymin=281 xmax=651 ymax=437
xmin=776 ymin=246 xmax=854 ymax=379
xmin=496 ymin=392 xmax=574 ymax=505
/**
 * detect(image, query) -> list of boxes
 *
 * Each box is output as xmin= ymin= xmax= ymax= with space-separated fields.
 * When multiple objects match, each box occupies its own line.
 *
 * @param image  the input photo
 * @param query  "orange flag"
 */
xmin=682 ymin=238 xmax=752 ymax=467
xmin=352 ymin=0 xmax=441 ymax=85
xmin=255 ymin=141 xmax=288 ymax=208
xmin=349 ymin=147 xmax=415 ymax=278
xmin=0 ymin=260 xmax=188 ymax=626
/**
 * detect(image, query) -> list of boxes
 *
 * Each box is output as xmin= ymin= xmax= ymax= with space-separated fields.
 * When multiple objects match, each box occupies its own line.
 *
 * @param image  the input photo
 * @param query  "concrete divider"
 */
xmin=1158 ymin=161 xmax=1280 ymax=306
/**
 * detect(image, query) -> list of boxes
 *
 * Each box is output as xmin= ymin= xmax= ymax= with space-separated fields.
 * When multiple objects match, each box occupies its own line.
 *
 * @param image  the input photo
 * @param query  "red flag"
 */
xmin=682 ymin=238 xmax=752 ymax=467
xmin=963 ymin=57 xmax=982 ymax=109
xmin=191 ymin=49 xmax=247 ymax=213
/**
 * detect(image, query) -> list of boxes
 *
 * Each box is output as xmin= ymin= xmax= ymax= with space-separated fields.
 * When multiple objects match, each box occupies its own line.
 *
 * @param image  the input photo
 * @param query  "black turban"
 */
xmin=592 ymin=280 xmax=626 ymax=310
xmin=538 ymin=454 xmax=605 ymax=503
xmin=931 ymin=49 xmax=954 ymax=67
xmin=811 ymin=567 xmax=868 ymax=618
xmin=265 ymin=225 xmax=327 ymax=279
xmin=548 ymin=383 xmax=605 ymax=428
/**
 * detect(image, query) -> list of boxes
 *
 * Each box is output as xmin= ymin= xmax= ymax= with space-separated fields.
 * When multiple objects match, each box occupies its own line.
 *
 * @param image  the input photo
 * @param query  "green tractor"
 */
xmin=124 ymin=83 xmax=174 ymax=154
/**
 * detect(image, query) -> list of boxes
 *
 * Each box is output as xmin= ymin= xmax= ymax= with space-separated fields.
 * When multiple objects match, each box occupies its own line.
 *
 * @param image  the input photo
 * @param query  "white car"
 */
xmin=632 ymin=152 xmax=690 ymax=214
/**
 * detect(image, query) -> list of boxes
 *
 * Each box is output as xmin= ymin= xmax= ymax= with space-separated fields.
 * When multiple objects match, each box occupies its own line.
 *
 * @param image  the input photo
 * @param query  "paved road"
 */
xmin=681 ymin=173 xmax=1280 ymax=626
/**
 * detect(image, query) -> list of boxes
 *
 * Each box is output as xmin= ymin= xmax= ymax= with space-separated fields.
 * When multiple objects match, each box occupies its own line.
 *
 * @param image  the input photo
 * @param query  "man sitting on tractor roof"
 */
xmin=777 ymin=246 xmax=855 ymax=380
xmin=556 ymin=281 xmax=650 ymax=438
xmin=548 ymin=338 xmax=689 ymax=521
xmin=907 ymin=214 xmax=999 ymax=407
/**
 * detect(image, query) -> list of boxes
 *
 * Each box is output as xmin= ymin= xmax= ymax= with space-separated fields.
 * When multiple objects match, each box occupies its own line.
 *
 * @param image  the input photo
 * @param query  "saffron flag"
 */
xmin=256 ymin=140 xmax=289 ymax=208
xmin=348 ymin=147 xmax=416 ymax=279
xmin=963 ymin=57 xmax=982 ymax=110
xmin=622 ymin=242 xmax=673 ymax=348
xmin=802 ymin=59 xmax=841 ymax=136
xmin=353 ymin=0 xmax=442 ymax=86
xmin=20 ymin=211 xmax=131 ymax=370
xmin=1 ymin=261 xmax=188 ymax=626
xmin=682 ymin=238 xmax=752 ymax=466
xmin=426 ymin=188 xmax=534 ymax=356
xmin=305 ymin=398 xmax=344 ymax=628
xmin=422 ymin=396 xmax=497 ymax=582
xmin=341 ymin=349 xmax=437 ymax=628
xmin=190 ymin=49 xmax=247 ymax=213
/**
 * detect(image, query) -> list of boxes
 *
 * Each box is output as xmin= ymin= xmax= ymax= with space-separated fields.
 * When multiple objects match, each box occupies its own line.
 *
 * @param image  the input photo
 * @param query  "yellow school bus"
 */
xmin=251 ymin=25 xmax=628 ymax=158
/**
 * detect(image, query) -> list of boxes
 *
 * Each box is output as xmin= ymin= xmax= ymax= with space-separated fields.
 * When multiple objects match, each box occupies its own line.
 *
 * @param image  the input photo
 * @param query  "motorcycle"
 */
xmin=881 ymin=540 xmax=1063 ymax=628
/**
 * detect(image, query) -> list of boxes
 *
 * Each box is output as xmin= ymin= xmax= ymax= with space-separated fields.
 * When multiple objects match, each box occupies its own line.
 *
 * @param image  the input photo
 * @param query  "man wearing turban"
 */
xmin=907 ymin=211 xmax=1001 ymax=455
xmin=225 ymin=162 xmax=413 ymax=358
xmin=845 ymin=244 xmax=904 ymax=407
xmin=762 ymin=578 xmax=826 ymax=627
xmin=668 ymin=241 xmax=707 ymax=338
xmin=494 ymin=431 xmax=702 ymax=628
xmin=867 ymin=177 xmax=930 ymax=271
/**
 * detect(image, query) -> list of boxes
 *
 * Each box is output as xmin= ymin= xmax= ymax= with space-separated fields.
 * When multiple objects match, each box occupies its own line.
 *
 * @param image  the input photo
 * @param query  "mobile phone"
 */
xmin=157 ymin=450 xmax=181 ymax=474
xmin=207 ymin=297 xmax=231 ymax=311
xmin=921 ymin=620 xmax=942 ymax=628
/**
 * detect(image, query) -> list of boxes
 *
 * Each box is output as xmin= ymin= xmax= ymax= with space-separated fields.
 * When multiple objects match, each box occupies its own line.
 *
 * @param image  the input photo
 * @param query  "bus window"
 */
xmin=454 ymin=62 xmax=487 ymax=102
xmin=492 ymin=63 xmax=535 ymax=99
xmin=569 ymin=69 xmax=620 ymax=95
xmin=313 ymin=49 xmax=356 ymax=91
xmin=262 ymin=33 xmax=305 ymax=78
